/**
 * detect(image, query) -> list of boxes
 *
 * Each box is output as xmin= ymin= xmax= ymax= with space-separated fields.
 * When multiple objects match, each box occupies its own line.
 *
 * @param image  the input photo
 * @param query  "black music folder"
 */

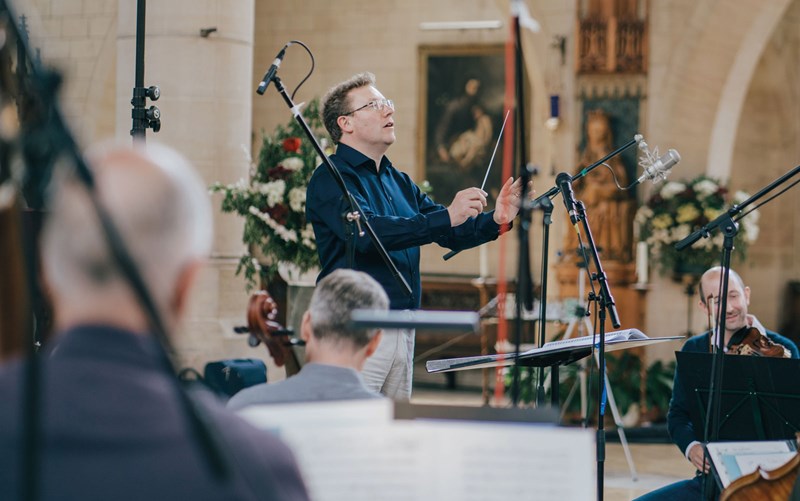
xmin=676 ymin=352 xmax=800 ymax=442
xmin=426 ymin=329 xmax=682 ymax=373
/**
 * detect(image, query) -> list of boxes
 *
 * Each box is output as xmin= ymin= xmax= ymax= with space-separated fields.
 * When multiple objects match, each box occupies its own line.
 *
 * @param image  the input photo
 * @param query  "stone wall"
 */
xmin=16 ymin=0 xmax=800 ymax=369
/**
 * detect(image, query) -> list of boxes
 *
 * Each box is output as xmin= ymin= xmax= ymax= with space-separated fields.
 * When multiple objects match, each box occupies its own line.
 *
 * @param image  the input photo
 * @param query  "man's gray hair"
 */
xmin=41 ymin=141 xmax=213 ymax=311
xmin=321 ymin=72 xmax=376 ymax=144
xmin=308 ymin=269 xmax=389 ymax=347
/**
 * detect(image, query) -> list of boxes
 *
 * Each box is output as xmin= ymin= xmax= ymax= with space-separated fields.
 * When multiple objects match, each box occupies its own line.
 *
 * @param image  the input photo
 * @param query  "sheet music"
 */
xmin=238 ymin=399 xmax=393 ymax=430
xmin=705 ymin=440 xmax=795 ymax=488
xmin=241 ymin=402 xmax=596 ymax=500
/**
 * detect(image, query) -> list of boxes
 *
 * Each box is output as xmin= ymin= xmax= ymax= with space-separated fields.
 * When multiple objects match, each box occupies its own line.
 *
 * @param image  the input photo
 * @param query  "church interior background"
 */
xmin=10 ymin=0 xmax=800 ymax=407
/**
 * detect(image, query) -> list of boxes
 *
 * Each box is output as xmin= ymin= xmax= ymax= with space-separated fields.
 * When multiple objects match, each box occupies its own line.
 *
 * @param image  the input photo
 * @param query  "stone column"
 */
xmin=116 ymin=1 xmax=281 ymax=379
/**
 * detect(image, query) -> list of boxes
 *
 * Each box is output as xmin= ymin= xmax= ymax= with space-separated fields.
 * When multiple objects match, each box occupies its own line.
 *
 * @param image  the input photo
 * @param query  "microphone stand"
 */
xmin=675 ymin=163 xmax=800 ymax=500
xmin=263 ymin=74 xmax=412 ymax=300
xmin=573 ymin=199 xmax=621 ymax=501
xmin=533 ymin=135 xmax=641 ymax=203
xmin=530 ymin=196 xmax=555 ymax=407
xmin=527 ymin=135 xmax=639 ymax=409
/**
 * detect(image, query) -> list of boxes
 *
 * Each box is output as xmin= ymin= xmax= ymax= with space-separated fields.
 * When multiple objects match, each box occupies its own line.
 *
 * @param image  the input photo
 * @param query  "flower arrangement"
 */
xmin=635 ymin=175 xmax=760 ymax=277
xmin=210 ymin=99 xmax=328 ymax=290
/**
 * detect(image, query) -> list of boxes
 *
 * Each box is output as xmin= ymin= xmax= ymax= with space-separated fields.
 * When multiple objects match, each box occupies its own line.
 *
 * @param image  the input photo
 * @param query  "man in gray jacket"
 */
xmin=228 ymin=269 xmax=388 ymax=408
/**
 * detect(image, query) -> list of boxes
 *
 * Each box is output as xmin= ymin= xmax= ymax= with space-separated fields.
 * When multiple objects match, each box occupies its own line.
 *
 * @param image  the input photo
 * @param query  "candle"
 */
xmin=636 ymin=241 xmax=649 ymax=285
xmin=479 ymin=245 xmax=489 ymax=278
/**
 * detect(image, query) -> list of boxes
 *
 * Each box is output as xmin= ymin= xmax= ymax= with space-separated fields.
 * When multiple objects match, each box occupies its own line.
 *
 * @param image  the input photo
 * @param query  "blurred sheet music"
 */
xmin=240 ymin=400 xmax=596 ymax=501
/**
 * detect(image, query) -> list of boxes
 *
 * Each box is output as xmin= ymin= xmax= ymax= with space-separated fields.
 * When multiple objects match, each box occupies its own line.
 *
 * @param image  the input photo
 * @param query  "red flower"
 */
xmin=267 ymin=204 xmax=289 ymax=225
xmin=267 ymin=165 xmax=292 ymax=180
xmin=282 ymin=137 xmax=302 ymax=153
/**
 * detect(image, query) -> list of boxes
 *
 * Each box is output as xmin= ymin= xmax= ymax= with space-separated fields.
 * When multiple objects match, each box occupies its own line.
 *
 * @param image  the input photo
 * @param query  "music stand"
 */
xmin=676 ymin=352 xmax=800 ymax=442
xmin=427 ymin=330 xmax=682 ymax=373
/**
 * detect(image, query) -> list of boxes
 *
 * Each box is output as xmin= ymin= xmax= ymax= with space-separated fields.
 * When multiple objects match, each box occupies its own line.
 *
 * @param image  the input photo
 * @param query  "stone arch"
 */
xmin=650 ymin=0 xmax=792 ymax=180
xmin=706 ymin=0 xmax=793 ymax=181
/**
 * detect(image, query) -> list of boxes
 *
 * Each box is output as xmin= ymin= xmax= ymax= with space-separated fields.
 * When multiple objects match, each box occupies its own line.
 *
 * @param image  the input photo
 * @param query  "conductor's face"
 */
xmin=343 ymin=85 xmax=395 ymax=150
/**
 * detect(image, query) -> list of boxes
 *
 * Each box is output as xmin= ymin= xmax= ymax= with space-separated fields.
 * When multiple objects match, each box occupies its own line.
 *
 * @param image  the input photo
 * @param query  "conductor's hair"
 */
xmin=321 ymin=72 xmax=376 ymax=144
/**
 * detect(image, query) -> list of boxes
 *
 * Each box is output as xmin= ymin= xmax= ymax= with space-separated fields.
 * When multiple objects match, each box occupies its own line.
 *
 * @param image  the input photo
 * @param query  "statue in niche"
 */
xmin=562 ymin=109 xmax=634 ymax=263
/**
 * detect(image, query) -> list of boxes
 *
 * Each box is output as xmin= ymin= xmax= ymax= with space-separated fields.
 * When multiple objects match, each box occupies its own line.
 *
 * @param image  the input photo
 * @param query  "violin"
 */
xmin=727 ymin=327 xmax=790 ymax=358
xmin=241 ymin=290 xmax=303 ymax=377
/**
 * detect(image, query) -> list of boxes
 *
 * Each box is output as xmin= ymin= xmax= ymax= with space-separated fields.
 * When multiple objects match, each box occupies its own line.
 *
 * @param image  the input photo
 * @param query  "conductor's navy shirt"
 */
xmin=306 ymin=143 xmax=506 ymax=309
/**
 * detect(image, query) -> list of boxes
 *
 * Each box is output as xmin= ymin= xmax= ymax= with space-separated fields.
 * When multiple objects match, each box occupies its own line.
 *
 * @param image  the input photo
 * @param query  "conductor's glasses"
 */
xmin=343 ymin=98 xmax=394 ymax=115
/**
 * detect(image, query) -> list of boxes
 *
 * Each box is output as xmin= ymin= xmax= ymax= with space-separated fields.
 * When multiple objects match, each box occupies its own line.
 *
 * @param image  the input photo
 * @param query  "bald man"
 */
xmin=635 ymin=266 xmax=798 ymax=501
xmin=0 ymin=142 xmax=309 ymax=500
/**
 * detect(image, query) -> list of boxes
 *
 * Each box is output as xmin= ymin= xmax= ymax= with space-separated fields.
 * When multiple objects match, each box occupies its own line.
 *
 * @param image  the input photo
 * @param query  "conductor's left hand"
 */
xmin=493 ymin=177 xmax=533 ymax=225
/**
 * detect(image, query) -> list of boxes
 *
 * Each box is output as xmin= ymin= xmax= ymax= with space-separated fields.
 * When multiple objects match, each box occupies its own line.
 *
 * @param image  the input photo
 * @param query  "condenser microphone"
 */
xmin=636 ymin=148 xmax=681 ymax=186
xmin=556 ymin=172 xmax=580 ymax=225
xmin=256 ymin=43 xmax=291 ymax=95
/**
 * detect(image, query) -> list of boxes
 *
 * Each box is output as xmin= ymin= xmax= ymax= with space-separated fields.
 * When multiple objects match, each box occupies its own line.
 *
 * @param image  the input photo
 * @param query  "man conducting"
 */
xmin=306 ymin=72 xmax=526 ymax=400
xmin=635 ymin=266 xmax=799 ymax=500
xmin=228 ymin=269 xmax=388 ymax=408
xmin=0 ymin=142 xmax=309 ymax=500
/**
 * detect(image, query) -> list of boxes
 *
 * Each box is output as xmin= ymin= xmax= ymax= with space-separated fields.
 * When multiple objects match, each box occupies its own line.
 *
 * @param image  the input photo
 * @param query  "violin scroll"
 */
xmin=238 ymin=290 xmax=302 ymax=376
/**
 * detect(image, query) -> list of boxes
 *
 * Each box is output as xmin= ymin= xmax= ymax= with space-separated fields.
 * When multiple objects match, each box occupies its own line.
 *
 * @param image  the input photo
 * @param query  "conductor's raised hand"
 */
xmin=447 ymin=187 xmax=487 ymax=227
xmin=493 ymin=177 xmax=531 ymax=225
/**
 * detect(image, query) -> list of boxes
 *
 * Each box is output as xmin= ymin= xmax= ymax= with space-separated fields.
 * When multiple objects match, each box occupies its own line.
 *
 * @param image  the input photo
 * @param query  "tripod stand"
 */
xmin=549 ymin=257 xmax=638 ymax=481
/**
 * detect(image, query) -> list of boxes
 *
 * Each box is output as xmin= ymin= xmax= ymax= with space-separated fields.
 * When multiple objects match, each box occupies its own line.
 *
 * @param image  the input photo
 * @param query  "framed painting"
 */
xmin=417 ymin=45 xmax=506 ymax=204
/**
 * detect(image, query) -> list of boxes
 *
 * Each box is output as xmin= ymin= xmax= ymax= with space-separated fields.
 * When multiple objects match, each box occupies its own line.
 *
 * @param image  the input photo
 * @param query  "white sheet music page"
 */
xmin=705 ymin=440 xmax=796 ymax=488
xmin=240 ymin=400 xmax=596 ymax=500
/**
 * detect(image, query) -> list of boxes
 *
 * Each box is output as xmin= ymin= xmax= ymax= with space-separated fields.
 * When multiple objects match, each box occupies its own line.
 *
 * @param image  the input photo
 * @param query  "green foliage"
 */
xmin=210 ymin=99 xmax=329 ymax=290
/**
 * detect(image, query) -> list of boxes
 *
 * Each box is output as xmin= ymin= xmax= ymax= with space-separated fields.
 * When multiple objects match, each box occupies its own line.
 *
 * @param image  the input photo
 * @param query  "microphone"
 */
xmin=256 ymin=43 xmax=291 ymax=95
xmin=636 ymin=147 xmax=681 ymax=186
xmin=350 ymin=309 xmax=480 ymax=332
xmin=556 ymin=172 xmax=580 ymax=225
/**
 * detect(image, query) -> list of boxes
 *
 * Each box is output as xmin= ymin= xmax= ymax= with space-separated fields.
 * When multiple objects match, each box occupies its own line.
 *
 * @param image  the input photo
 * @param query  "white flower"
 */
xmin=671 ymin=223 xmax=691 ymax=242
xmin=255 ymin=180 xmax=286 ymax=207
xmin=248 ymin=206 xmax=298 ymax=243
xmin=660 ymin=181 xmax=686 ymax=199
xmin=281 ymin=157 xmax=304 ymax=172
xmin=741 ymin=211 xmax=760 ymax=242
xmin=693 ymin=179 xmax=718 ymax=197
xmin=288 ymin=187 xmax=306 ymax=212
xmin=301 ymin=224 xmax=316 ymax=250
xmin=733 ymin=190 xmax=750 ymax=204
xmin=647 ymin=228 xmax=670 ymax=246
xmin=634 ymin=206 xmax=653 ymax=226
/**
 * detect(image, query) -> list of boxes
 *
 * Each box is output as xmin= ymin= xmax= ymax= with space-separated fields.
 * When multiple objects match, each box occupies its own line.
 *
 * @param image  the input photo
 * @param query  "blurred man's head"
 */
xmin=41 ymin=142 xmax=212 ymax=332
xmin=301 ymin=269 xmax=389 ymax=369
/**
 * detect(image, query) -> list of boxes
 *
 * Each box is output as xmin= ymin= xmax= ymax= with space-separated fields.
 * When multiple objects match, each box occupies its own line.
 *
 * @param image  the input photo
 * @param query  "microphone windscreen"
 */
xmin=350 ymin=309 xmax=480 ymax=332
